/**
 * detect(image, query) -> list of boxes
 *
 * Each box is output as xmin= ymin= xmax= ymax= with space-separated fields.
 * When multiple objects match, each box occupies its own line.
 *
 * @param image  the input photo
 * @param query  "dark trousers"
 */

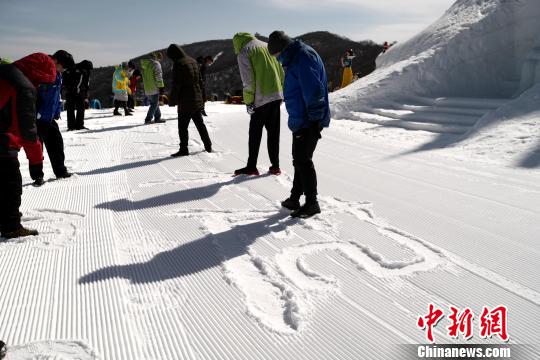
xmin=66 ymin=93 xmax=85 ymax=130
xmin=114 ymin=100 xmax=129 ymax=114
xmin=0 ymin=156 xmax=22 ymax=233
xmin=247 ymin=100 xmax=281 ymax=169
xmin=291 ymin=125 xmax=320 ymax=203
xmin=127 ymin=94 xmax=135 ymax=109
xmin=35 ymin=120 xmax=67 ymax=178
xmin=178 ymin=111 xmax=212 ymax=151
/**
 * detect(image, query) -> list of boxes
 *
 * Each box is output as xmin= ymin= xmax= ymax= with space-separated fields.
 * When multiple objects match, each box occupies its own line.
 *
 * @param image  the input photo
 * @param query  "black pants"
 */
xmin=66 ymin=93 xmax=85 ymax=130
xmin=33 ymin=120 xmax=67 ymax=178
xmin=127 ymin=95 xmax=135 ymax=109
xmin=291 ymin=125 xmax=321 ymax=203
xmin=247 ymin=100 xmax=281 ymax=169
xmin=178 ymin=111 xmax=212 ymax=151
xmin=0 ymin=156 xmax=22 ymax=234
xmin=114 ymin=100 xmax=129 ymax=114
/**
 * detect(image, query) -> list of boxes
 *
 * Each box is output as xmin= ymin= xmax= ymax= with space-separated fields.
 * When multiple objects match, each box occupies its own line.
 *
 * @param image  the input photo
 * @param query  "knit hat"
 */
xmin=52 ymin=50 xmax=75 ymax=69
xmin=268 ymin=31 xmax=293 ymax=55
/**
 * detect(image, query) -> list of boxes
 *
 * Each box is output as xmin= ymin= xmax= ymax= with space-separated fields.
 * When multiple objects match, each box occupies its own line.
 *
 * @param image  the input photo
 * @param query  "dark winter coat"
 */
xmin=63 ymin=60 xmax=93 ymax=98
xmin=166 ymin=44 xmax=204 ymax=113
xmin=36 ymin=72 xmax=62 ymax=123
xmin=277 ymin=40 xmax=331 ymax=133
xmin=0 ymin=53 xmax=55 ymax=164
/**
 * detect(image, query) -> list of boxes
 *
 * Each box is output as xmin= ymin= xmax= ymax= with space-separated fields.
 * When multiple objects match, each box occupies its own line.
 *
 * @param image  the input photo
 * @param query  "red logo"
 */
xmin=417 ymin=304 xmax=509 ymax=343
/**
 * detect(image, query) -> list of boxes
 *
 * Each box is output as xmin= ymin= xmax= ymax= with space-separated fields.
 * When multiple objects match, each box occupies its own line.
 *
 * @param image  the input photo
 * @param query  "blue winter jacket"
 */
xmin=36 ymin=72 xmax=62 ymax=123
xmin=278 ymin=40 xmax=330 ymax=133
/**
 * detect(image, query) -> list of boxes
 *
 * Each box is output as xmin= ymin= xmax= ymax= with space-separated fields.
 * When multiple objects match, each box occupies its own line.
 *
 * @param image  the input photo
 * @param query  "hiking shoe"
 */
xmin=56 ymin=171 xmax=72 ymax=179
xmin=33 ymin=177 xmax=45 ymax=187
xmin=1 ymin=226 xmax=39 ymax=239
xmin=291 ymin=202 xmax=321 ymax=219
xmin=171 ymin=150 xmax=189 ymax=157
xmin=0 ymin=340 xmax=6 ymax=359
xmin=281 ymin=198 xmax=301 ymax=211
xmin=269 ymin=166 xmax=282 ymax=175
xmin=234 ymin=167 xmax=259 ymax=176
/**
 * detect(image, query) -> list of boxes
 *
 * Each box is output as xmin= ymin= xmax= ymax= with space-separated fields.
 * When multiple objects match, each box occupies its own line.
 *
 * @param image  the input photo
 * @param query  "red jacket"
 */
xmin=0 ymin=53 xmax=56 ymax=164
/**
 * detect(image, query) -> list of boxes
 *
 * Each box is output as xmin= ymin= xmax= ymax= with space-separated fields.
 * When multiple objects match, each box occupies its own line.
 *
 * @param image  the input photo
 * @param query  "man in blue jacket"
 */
xmin=28 ymin=50 xmax=74 ymax=186
xmin=268 ymin=31 xmax=331 ymax=218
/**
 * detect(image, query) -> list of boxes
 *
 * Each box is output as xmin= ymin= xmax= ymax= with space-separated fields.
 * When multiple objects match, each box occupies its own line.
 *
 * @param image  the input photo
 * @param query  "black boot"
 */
xmin=171 ymin=149 xmax=189 ymax=157
xmin=291 ymin=201 xmax=321 ymax=219
xmin=1 ymin=226 xmax=39 ymax=239
xmin=234 ymin=167 xmax=259 ymax=176
xmin=33 ymin=177 xmax=45 ymax=187
xmin=281 ymin=197 xmax=301 ymax=211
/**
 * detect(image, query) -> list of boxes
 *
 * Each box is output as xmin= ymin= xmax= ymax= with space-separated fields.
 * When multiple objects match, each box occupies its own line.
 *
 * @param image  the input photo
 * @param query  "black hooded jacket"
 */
xmin=63 ymin=60 xmax=93 ymax=98
xmin=166 ymin=44 xmax=204 ymax=113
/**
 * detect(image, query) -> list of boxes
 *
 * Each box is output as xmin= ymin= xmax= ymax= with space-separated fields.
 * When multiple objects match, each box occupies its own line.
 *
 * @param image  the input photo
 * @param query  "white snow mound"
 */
xmin=331 ymin=0 xmax=540 ymax=118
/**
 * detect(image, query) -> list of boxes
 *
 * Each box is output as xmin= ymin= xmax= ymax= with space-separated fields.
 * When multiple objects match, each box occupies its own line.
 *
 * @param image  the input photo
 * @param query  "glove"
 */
xmin=159 ymin=87 xmax=165 ymax=95
xmin=201 ymin=108 xmax=208 ymax=116
xmin=246 ymin=104 xmax=255 ymax=115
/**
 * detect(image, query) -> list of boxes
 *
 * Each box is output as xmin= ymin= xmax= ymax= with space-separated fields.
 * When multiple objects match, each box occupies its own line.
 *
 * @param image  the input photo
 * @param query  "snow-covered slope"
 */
xmin=0 ymin=105 xmax=539 ymax=359
xmin=330 ymin=0 xmax=540 ymax=167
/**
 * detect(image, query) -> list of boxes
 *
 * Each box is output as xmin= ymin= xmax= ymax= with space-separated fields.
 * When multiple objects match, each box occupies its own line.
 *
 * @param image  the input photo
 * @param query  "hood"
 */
xmin=233 ymin=33 xmax=256 ymax=54
xmin=13 ymin=52 xmax=56 ymax=87
xmin=78 ymin=60 xmax=93 ymax=71
xmin=167 ymin=44 xmax=187 ymax=61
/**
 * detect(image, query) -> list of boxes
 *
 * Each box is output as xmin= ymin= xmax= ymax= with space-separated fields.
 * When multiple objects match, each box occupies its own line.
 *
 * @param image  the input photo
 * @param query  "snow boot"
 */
xmin=234 ymin=167 xmax=259 ymax=176
xmin=113 ymin=110 xmax=122 ymax=116
xmin=33 ymin=177 xmax=45 ymax=187
xmin=268 ymin=166 xmax=282 ymax=175
xmin=281 ymin=197 xmax=301 ymax=211
xmin=291 ymin=201 xmax=321 ymax=219
xmin=1 ymin=226 xmax=39 ymax=239
xmin=56 ymin=171 xmax=72 ymax=179
xmin=171 ymin=149 xmax=189 ymax=157
xmin=0 ymin=340 xmax=6 ymax=360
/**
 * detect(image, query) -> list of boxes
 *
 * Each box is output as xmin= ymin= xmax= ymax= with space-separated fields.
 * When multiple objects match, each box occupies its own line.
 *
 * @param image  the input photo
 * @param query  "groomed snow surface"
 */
xmin=0 ymin=103 xmax=539 ymax=359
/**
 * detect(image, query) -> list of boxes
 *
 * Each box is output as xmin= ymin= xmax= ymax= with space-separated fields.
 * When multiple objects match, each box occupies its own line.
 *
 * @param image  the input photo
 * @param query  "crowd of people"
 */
xmin=0 ymin=29 xmax=331 ymax=240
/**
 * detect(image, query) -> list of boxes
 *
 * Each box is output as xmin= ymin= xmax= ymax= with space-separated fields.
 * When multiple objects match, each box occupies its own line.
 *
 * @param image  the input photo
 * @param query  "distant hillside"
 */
xmin=88 ymin=32 xmax=384 ymax=107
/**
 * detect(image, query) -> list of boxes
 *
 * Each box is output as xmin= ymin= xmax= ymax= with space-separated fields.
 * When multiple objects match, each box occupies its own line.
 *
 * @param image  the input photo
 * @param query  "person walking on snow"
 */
xmin=28 ymin=50 xmax=75 ymax=186
xmin=127 ymin=61 xmax=141 ymax=110
xmin=167 ymin=44 xmax=212 ymax=157
xmin=140 ymin=51 xmax=165 ymax=124
xmin=233 ymin=32 xmax=285 ymax=176
xmin=63 ymin=59 xmax=93 ymax=130
xmin=340 ymin=48 xmax=355 ymax=88
xmin=268 ymin=30 xmax=331 ymax=218
xmin=0 ymin=53 xmax=54 ymax=239
xmin=112 ymin=62 xmax=132 ymax=116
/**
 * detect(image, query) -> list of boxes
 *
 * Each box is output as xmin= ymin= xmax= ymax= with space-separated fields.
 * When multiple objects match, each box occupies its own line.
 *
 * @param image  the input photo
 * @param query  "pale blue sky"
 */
xmin=0 ymin=0 xmax=455 ymax=66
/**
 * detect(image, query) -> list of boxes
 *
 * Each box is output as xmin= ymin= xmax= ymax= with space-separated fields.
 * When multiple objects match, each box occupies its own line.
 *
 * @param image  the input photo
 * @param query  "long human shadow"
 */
xmin=79 ymin=211 xmax=294 ymax=284
xmin=78 ymin=156 xmax=177 ymax=176
xmin=95 ymin=174 xmax=269 ymax=211
xmin=82 ymin=123 xmax=145 ymax=134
